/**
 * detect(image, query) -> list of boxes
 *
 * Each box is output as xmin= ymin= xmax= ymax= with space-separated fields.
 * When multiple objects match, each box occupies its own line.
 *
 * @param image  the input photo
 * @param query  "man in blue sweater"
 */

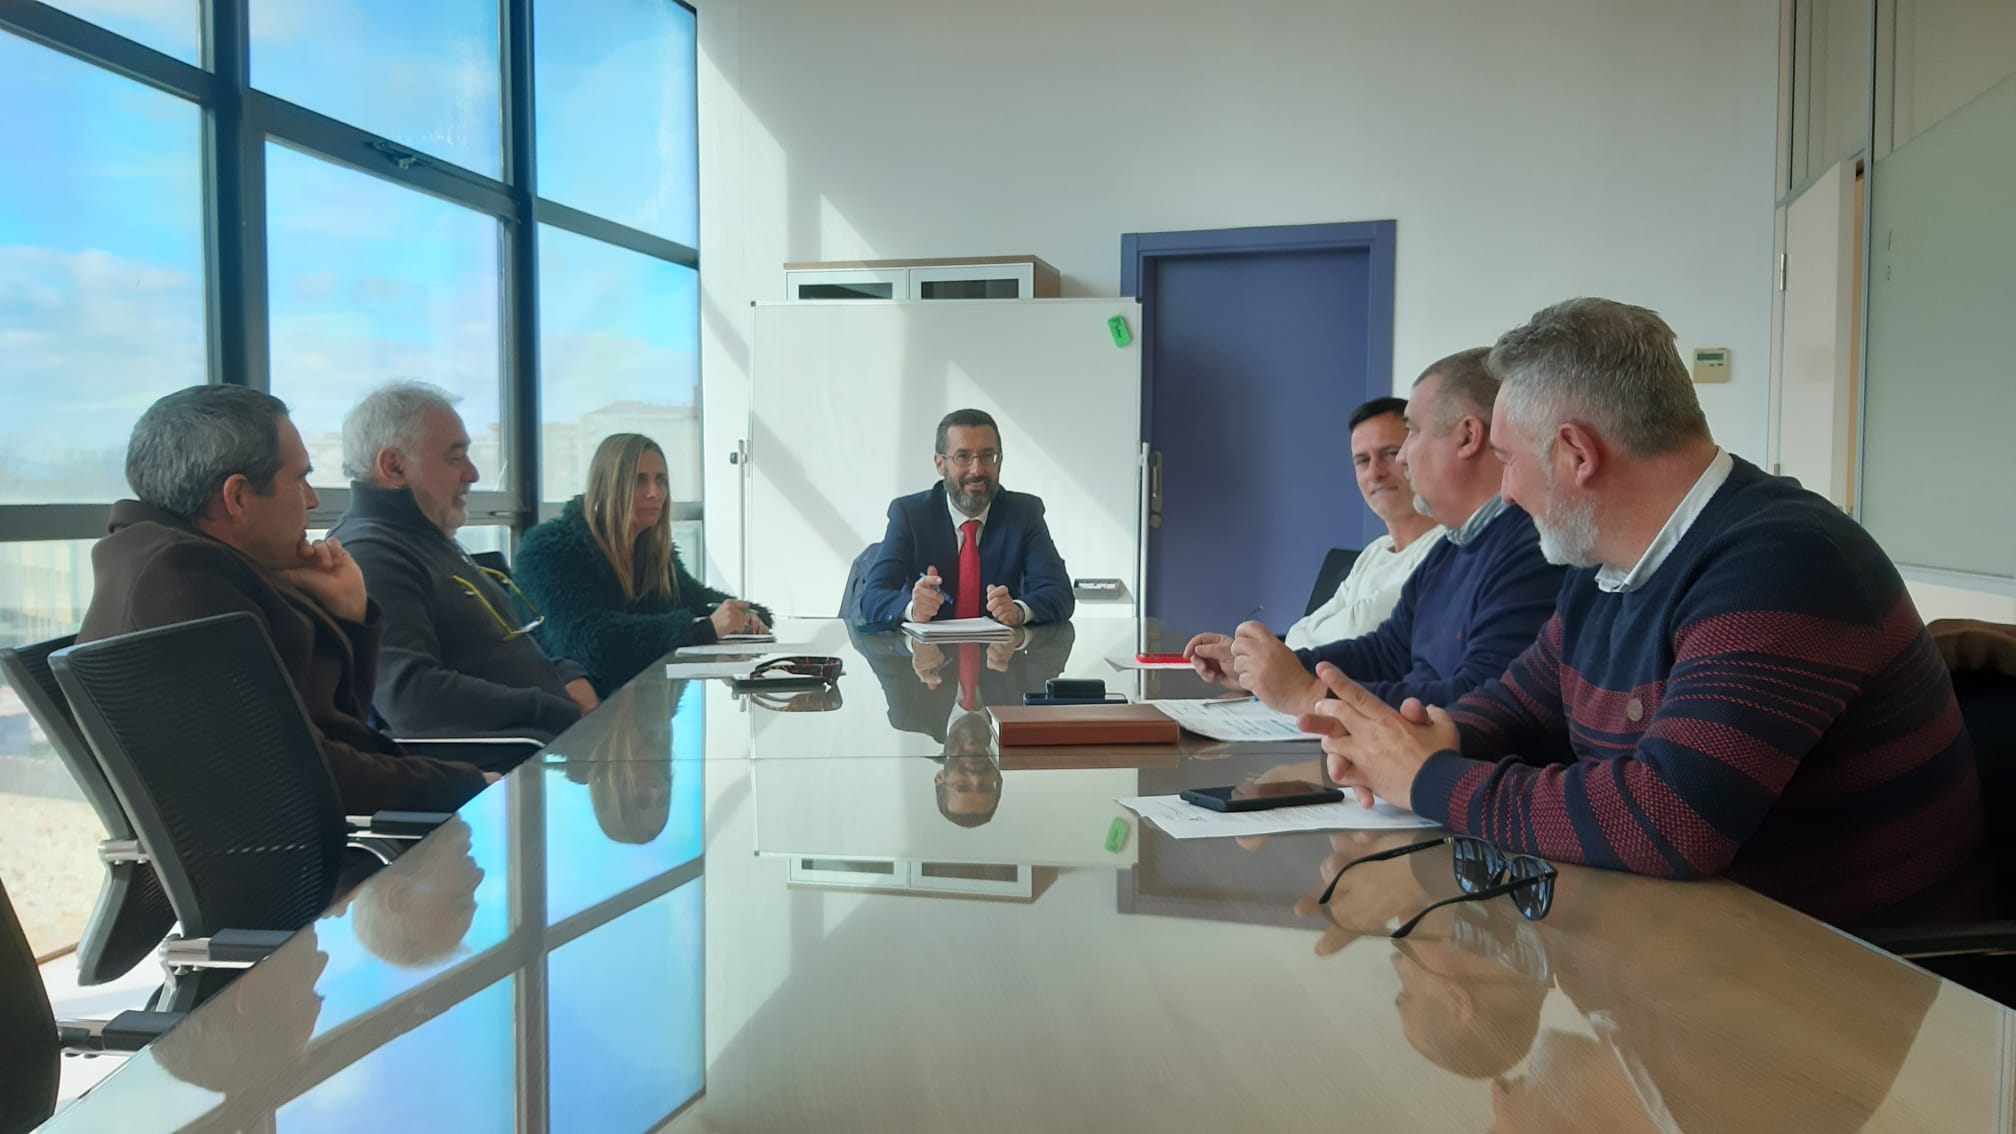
xmin=1304 ymin=298 xmax=1986 ymax=929
xmin=1186 ymin=348 xmax=1563 ymax=717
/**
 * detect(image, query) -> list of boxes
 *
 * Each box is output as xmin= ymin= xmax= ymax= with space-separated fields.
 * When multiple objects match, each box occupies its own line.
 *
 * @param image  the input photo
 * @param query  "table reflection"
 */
xmin=1311 ymin=835 xmax=1944 ymax=1134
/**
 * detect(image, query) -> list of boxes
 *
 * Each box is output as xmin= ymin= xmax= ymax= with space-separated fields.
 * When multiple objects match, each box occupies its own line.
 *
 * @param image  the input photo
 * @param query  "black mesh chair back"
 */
xmin=0 ymin=636 xmax=176 ymax=987
xmin=0 ymin=872 xmax=58 ymax=1134
xmin=1954 ymin=669 xmax=2016 ymax=913
xmin=840 ymin=541 xmax=882 ymax=626
xmin=51 ymin=613 xmax=349 ymax=941
xmin=469 ymin=550 xmax=511 ymax=577
xmin=1304 ymin=547 xmax=1363 ymax=617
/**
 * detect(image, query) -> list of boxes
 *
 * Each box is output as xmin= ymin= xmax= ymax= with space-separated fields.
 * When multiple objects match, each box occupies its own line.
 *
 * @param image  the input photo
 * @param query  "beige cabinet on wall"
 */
xmin=783 ymin=256 xmax=1061 ymax=301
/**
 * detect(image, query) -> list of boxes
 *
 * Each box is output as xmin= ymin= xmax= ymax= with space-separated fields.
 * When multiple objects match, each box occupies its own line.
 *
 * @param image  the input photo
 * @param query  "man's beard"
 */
xmin=1534 ymin=479 xmax=1600 ymax=568
xmin=1412 ymin=492 xmax=1433 ymax=520
xmin=950 ymin=475 xmax=998 ymax=514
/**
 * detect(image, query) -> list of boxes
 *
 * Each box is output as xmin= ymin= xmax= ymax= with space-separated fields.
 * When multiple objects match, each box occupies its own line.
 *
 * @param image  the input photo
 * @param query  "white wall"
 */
xmin=694 ymin=0 xmax=1779 ymax=589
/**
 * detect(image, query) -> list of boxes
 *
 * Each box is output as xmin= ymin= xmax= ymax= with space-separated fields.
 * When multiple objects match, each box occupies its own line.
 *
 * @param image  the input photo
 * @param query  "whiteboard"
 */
xmin=746 ymin=299 xmax=1144 ymax=617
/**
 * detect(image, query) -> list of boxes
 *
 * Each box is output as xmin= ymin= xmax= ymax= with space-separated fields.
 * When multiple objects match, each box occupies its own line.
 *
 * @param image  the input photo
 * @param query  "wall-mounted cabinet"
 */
xmin=784 ymin=256 xmax=1061 ymax=301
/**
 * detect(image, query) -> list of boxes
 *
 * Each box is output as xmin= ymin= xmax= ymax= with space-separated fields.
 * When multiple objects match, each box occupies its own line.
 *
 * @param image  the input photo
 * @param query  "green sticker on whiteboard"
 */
xmin=1105 ymin=817 xmax=1130 ymax=852
xmin=1107 ymin=315 xmax=1132 ymax=348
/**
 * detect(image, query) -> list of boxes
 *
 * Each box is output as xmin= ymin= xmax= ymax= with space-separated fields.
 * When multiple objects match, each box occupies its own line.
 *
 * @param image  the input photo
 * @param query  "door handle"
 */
xmin=1148 ymin=450 xmax=1163 ymax=528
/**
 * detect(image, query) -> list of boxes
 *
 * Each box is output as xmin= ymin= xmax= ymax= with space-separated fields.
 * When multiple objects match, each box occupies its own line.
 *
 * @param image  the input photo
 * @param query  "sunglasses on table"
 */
xmin=1317 ymin=834 xmax=1557 ymax=939
xmin=450 ymin=566 xmax=545 ymax=640
xmin=748 ymin=655 xmax=844 ymax=683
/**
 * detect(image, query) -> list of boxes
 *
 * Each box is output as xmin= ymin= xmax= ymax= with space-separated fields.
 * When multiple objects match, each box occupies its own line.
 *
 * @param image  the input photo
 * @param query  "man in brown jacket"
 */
xmin=77 ymin=385 xmax=493 ymax=813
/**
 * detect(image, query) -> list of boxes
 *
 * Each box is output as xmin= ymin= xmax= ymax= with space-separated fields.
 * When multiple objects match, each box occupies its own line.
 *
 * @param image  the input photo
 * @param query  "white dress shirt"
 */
xmin=1283 ymin=526 xmax=1446 ymax=649
xmin=1595 ymin=448 xmax=1733 ymax=594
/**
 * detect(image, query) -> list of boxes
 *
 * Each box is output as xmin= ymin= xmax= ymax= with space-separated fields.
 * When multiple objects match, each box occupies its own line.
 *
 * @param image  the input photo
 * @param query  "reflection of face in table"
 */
xmin=151 ymin=923 xmax=329 ymax=1096
xmin=1480 ymin=881 xmax=1941 ymax=1134
xmin=347 ymin=817 xmax=487 ymax=968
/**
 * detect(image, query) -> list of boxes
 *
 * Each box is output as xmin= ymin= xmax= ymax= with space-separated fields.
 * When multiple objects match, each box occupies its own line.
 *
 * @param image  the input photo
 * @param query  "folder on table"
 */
xmin=989 ymin=704 xmax=1179 ymax=747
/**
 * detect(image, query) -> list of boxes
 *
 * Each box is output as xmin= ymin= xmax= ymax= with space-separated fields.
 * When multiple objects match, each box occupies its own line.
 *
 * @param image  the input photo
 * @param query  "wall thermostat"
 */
xmin=1691 ymin=348 xmax=1731 ymax=383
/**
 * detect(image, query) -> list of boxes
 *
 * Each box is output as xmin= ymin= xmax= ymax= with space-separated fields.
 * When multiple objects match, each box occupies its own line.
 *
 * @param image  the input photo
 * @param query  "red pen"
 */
xmin=1136 ymin=652 xmax=1188 ymax=664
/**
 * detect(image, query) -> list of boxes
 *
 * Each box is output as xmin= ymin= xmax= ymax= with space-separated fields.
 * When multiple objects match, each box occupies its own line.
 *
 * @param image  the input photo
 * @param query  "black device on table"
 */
xmin=1180 ymin=780 xmax=1345 ymax=812
xmin=1023 ymin=677 xmax=1126 ymax=707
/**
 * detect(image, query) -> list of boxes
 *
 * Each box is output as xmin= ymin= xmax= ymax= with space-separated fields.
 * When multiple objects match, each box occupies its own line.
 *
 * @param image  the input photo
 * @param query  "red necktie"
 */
xmin=956 ymin=519 xmax=981 ymax=619
xmin=958 ymin=643 xmax=981 ymax=710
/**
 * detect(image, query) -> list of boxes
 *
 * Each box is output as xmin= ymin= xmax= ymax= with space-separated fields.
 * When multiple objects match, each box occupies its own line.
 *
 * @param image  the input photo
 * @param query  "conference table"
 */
xmin=43 ymin=618 xmax=2016 ymax=1132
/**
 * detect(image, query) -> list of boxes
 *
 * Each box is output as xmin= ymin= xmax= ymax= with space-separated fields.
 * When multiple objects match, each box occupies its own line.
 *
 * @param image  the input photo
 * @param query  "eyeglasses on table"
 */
xmin=1317 ymin=834 xmax=1557 ymax=939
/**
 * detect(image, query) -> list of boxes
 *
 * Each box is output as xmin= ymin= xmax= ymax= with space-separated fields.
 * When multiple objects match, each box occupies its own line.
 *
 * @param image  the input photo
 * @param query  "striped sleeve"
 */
xmin=1410 ymin=533 xmax=1919 ymax=880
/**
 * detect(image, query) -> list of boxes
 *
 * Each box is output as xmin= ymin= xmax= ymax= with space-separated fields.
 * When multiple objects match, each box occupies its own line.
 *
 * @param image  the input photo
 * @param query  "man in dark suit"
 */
xmin=77 ymin=385 xmax=493 ymax=814
xmin=856 ymin=409 xmax=1074 ymax=628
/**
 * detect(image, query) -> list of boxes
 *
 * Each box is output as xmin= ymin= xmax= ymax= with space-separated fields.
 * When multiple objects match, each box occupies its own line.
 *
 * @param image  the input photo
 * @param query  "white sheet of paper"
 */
xmin=664 ymin=657 xmax=775 ymax=679
xmin=902 ymin=617 xmax=1013 ymax=641
xmin=1143 ymin=698 xmax=1316 ymax=743
xmin=674 ymin=642 xmax=815 ymax=657
xmin=1106 ymin=656 xmax=1195 ymax=671
xmin=1117 ymin=794 xmax=1438 ymax=838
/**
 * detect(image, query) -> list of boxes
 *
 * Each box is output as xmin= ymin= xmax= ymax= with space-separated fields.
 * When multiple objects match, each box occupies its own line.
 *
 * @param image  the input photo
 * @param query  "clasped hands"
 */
xmin=1182 ymin=618 xmax=1457 ymax=813
xmin=911 ymin=564 xmax=1024 ymax=626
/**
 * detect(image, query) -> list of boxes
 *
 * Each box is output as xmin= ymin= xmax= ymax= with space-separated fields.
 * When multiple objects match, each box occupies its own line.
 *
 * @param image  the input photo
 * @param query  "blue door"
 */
xmin=1124 ymin=223 xmax=1396 ymax=643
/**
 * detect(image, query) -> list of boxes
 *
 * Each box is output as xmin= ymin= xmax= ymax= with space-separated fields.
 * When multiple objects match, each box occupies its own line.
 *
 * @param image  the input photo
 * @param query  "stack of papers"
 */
xmin=665 ymin=655 xmax=778 ymax=679
xmin=674 ymin=641 xmax=814 ymax=657
xmin=1144 ymin=698 xmax=1315 ymax=743
xmin=901 ymin=617 xmax=1013 ymax=642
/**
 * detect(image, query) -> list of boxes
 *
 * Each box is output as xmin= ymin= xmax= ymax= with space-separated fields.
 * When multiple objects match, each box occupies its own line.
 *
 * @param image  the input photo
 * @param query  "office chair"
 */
xmin=0 ymin=871 xmax=177 ymax=1134
xmin=0 ymin=637 xmax=177 ymax=990
xmin=1304 ymin=547 xmax=1363 ymax=617
xmin=840 ymin=540 xmax=883 ymax=627
xmin=51 ymin=613 xmax=444 ymax=1010
xmin=1860 ymin=667 xmax=2016 ymax=967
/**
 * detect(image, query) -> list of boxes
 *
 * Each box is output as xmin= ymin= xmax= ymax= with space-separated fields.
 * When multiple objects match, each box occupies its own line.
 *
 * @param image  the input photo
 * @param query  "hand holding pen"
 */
xmin=911 ymin=566 xmax=946 ymax=620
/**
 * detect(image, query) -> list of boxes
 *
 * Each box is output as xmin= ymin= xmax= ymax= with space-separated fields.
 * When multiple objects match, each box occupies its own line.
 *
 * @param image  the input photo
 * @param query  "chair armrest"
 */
xmin=347 ymin=810 xmax=453 ymax=838
xmin=1861 ymin=920 xmax=2016 ymax=958
xmin=160 ymin=928 xmax=292 ymax=968
xmin=57 ymin=1009 xmax=183 ymax=1052
xmin=395 ymin=735 xmax=544 ymax=747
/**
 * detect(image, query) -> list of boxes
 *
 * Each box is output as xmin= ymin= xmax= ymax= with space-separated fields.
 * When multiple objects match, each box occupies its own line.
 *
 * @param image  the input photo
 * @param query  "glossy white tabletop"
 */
xmin=45 ymin=620 xmax=2016 ymax=1132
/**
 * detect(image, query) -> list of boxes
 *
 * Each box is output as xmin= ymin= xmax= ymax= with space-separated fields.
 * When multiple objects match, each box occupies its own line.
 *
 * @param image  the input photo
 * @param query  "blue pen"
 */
xmin=917 ymin=571 xmax=942 ymax=591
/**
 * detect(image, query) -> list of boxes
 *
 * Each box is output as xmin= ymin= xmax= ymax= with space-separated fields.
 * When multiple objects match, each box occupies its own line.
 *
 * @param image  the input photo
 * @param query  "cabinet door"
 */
xmin=907 ymin=262 xmax=1034 ymax=300
xmin=785 ymin=267 xmax=907 ymax=301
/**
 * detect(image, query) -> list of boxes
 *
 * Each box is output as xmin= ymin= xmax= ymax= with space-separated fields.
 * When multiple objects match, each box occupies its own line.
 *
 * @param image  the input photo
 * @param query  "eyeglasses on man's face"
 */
xmin=450 ymin=566 xmax=545 ymax=639
xmin=1317 ymin=834 xmax=1557 ymax=938
xmin=940 ymin=450 xmax=1003 ymax=469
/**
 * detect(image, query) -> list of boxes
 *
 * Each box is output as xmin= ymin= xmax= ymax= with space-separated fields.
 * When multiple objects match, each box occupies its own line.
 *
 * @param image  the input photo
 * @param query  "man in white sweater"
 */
xmin=1282 ymin=397 xmax=1443 ymax=648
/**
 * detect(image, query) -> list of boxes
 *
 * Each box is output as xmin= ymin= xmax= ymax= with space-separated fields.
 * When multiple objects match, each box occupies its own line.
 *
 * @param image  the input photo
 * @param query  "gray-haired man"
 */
xmin=329 ymin=381 xmax=597 ymax=754
xmin=78 ymin=385 xmax=493 ymax=813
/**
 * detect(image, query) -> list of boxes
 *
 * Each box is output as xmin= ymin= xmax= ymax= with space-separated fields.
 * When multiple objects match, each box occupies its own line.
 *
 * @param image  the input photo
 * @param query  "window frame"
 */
xmin=0 ymin=0 xmax=703 ymax=548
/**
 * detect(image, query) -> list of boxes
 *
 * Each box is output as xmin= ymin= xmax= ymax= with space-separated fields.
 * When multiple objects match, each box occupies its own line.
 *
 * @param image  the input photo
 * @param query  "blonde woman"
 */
xmin=516 ymin=434 xmax=768 ymax=695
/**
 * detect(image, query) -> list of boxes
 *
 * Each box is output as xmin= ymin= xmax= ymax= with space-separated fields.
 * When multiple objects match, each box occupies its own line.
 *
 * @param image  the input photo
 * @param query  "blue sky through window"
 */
xmin=0 ymin=32 xmax=204 ymax=504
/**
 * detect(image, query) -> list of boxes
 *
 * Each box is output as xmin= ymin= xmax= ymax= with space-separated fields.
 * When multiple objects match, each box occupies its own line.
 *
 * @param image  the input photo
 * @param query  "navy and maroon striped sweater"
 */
xmin=1411 ymin=457 xmax=1987 ymax=928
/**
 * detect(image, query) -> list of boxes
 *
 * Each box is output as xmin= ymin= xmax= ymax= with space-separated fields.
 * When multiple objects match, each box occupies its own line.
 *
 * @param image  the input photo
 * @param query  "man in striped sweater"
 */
xmin=1304 ymin=297 xmax=1987 ymax=929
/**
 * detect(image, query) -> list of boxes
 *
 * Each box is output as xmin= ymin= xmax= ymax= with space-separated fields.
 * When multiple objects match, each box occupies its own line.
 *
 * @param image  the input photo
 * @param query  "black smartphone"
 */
xmin=1179 ymin=780 xmax=1345 ymax=812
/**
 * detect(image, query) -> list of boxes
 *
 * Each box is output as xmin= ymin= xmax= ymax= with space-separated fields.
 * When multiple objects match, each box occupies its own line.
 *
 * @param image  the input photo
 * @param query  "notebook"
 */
xmin=988 ymin=704 xmax=1180 ymax=746
xmin=901 ymin=617 xmax=1014 ymax=642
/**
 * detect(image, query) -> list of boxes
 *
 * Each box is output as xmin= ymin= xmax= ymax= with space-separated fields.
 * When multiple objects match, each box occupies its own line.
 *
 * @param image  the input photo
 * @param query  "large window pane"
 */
xmin=266 ymin=144 xmax=504 ymax=491
xmin=1860 ymin=67 xmax=2016 ymax=576
xmin=534 ymin=0 xmax=697 ymax=246
xmin=43 ymin=2 xmax=200 ymax=65
xmin=537 ymin=226 xmax=700 ymax=505
xmin=251 ymin=0 xmax=502 ymax=177
xmin=0 ymin=33 xmax=204 ymax=505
